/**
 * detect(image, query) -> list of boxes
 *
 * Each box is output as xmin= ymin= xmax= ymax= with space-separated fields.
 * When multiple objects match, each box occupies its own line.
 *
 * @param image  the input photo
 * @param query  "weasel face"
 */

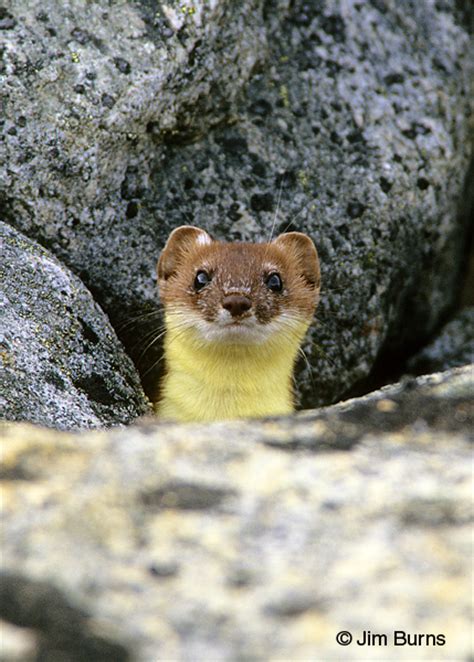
xmin=158 ymin=226 xmax=320 ymax=345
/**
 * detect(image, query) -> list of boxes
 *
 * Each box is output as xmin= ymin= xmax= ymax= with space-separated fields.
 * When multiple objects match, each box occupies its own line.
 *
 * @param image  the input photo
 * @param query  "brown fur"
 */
xmin=158 ymin=226 xmax=320 ymax=323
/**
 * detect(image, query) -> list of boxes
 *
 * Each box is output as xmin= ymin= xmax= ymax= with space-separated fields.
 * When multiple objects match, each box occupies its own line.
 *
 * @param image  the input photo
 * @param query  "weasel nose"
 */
xmin=222 ymin=294 xmax=252 ymax=317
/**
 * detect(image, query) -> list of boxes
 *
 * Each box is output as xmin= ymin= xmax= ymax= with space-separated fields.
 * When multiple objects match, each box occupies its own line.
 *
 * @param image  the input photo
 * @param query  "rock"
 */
xmin=407 ymin=306 xmax=474 ymax=375
xmin=1 ymin=1 xmax=472 ymax=407
xmin=0 ymin=222 xmax=151 ymax=429
xmin=0 ymin=365 xmax=472 ymax=660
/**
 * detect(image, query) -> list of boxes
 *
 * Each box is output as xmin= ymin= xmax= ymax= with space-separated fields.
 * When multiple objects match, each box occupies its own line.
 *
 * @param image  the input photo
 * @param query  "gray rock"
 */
xmin=0 ymin=222 xmax=151 ymax=429
xmin=1 ymin=0 xmax=472 ymax=407
xmin=0 ymin=365 xmax=472 ymax=660
xmin=407 ymin=306 xmax=474 ymax=375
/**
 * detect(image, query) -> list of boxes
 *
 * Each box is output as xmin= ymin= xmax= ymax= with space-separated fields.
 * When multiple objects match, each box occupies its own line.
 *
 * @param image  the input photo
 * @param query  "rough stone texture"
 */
xmin=1 ymin=365 xmax=472 ymax=660
xmin=0 ymin=222 xmax=151 ymax=430
xmin=1 ymin=0 xmax=472 ymax=406
xmin=407 ymin=306 xmax=474 ymax=376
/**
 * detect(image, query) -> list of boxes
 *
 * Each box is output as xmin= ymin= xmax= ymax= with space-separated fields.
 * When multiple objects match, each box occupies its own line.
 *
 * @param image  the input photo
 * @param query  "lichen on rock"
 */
xmin=1 ymin=0 xmax=472 ymax=405
xmin=0 ymin=366 xmax=472 ymax=660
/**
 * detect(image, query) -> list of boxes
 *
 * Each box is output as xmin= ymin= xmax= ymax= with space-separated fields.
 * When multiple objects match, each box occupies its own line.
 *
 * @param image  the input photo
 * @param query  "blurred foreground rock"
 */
xmin=1 ymin=365 xmax=472 ymax=660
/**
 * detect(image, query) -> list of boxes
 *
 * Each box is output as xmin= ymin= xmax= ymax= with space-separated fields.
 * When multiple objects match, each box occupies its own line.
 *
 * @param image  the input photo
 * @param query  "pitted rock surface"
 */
xmin=0 ymin=222 xmax=151 ymax=429
xmin=1 ymin=0 xmax=472 ymax=404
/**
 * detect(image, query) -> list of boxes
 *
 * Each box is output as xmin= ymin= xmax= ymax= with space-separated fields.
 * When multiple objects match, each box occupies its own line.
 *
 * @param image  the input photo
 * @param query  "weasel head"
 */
xmin=157 ymin=225 xmax=320 ymax=346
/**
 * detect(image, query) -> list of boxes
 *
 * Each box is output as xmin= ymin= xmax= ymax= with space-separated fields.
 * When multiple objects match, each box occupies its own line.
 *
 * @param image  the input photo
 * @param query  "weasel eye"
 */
xmin=194 ymin=270 xmax=211 ymax=291
xmin=265 ymin=272 xmax=283 ymax=292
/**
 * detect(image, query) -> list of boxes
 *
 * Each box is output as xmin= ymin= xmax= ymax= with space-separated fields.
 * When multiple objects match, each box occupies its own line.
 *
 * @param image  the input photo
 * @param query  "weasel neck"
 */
xmin=156 ymin=314 xmax=309 ymax=423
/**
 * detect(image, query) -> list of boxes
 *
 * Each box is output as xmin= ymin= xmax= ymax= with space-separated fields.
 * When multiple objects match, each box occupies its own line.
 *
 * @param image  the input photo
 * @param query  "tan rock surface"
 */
xmin=1 ymin=366 xmax=472 ymax=660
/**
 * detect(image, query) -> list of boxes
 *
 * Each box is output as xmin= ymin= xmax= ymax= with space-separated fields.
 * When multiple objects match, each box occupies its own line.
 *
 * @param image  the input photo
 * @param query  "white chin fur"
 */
xmin=198 ymin=315 xmax=274 ymax=345
xmin=168 ymin=309 xmax=303 ymax=346
xmin=196 ymin=310 xmax=288 ymax=345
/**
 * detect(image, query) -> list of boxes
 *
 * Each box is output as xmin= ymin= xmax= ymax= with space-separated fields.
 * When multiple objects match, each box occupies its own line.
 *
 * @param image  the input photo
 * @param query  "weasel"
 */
xmin=155 ymin=225 xmax=320 ymax=423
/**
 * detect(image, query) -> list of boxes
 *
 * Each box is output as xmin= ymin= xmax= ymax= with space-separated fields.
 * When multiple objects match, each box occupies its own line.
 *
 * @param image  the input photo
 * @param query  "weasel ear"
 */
xmin=158 ymin=226 xmax=212 ymax=280
xmin=272 ymin=232 xmax=320 ymax=289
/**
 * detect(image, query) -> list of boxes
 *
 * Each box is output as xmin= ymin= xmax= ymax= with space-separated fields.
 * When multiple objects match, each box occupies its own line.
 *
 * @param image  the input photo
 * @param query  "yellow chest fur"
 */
xmin=155 ymin=315 xmax=309 ymax=423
